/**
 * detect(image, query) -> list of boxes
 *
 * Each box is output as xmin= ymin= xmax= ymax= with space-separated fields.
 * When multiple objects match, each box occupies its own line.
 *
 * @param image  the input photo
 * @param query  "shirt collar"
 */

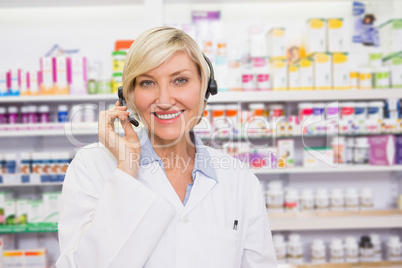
xmin=137 ymin=128 xmax=218 ymax=183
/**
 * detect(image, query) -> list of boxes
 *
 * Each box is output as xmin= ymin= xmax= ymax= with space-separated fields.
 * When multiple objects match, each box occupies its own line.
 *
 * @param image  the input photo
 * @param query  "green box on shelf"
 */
xmin=383 ymin=51 xmax=402 ymax=88
xmin=0 ymin=191 xmax=13 ymax=225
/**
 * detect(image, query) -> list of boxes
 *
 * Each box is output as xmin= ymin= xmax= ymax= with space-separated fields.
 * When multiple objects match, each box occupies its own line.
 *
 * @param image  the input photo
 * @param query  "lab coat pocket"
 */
xmin=211 ymin=226 xmax=240 ymax=268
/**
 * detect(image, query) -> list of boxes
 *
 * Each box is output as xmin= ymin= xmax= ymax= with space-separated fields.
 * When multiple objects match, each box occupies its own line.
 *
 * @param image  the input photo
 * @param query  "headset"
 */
xmin=118 ymin=53 xmax=218 ymax=126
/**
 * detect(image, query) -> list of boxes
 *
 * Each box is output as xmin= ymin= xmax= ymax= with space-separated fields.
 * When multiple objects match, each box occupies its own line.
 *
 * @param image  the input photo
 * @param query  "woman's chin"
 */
xmin=150 ymin=128 xmax=187 ymax=144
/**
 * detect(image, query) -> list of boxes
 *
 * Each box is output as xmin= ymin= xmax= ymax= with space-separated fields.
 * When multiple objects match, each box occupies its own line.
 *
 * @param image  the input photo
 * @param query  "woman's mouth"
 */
xmin=152 ymin=110 xmax=184 ymax=121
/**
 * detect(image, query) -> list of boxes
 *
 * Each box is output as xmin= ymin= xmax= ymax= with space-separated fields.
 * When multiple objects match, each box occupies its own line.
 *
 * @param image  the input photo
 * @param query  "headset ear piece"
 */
xmin=209 ymin=79 xmax=218 ymax=95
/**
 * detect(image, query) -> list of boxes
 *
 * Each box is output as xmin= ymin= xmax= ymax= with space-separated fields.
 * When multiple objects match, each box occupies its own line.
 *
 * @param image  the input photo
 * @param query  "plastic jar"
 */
xmin=285 ymin=188 xmax=299 ymax=212
xmin=332 ymin=136 xmax=346 ymax=164
xmin=242 ymin=74 xmax=256 ymax=91
xmin=345 ymin=237 xmax=359 ymax=263
xmin=58 ymin=105 xmax=69 ymax=123
xmin=345 ymin=188 xmax=359 ymax=211
xmin=326 ymin=102 xmax=339 ymax=119
xmin=330 ymin=238 xmax=345 ymax=263
xmin=287 ymin=234 xmax=303 ymax=264
xmin=19 ymin=106 xmax=29 ymax=124
xmin=340 ymin=102 xmax=355 ymax=122
xmin=311 ymin=239 xmax=326 ymax=264
xmin=360 ymin=188 xmax=374 ymax=210
xmin=7 ymin=106 xmax=18 ymax=124
xmin=38 ymin=105 xmax=50 ymax=124
xmin=257 ymin=74 xmax=270 ymax=91
xmin=359 ymin=68 xmax=373 ymax=89
xmin=0 ymin=107 xmax=7 ymax=124
xmin=20 ymin=152 xmax=31 ymax=173
xmin=359 ymin=236 xmax=374 ymax=262
xmin=387 ymin=236 xmax=402 ymax=261
xmin=373 ymin=66 xmax=390 ymax=89
xmin=112 ymin=51 xmax=127 ymax=72
xmin=300 ymin=189 xmax=315 ymax=211
xmin=112 ymin=72 xmax=123 ymax=94
xmin=353 ymin=137 xmax=369 ymax=164
xmin=350 ymin=70 xmax=359 ymax=90
xmin=298 ymin=103 xmax=314 ymax=123
xmin=273 ymin=234 xmax=287 ymax=264
xmin=368 ymin=101 xmax=384 ymax=120
xmin=266 ymin=180 xmax=284 ymax=212
xmin=354 ymin=102 xmax=368 ymax=121
xmin=4 ymin=153 xmax=17 ymax=174
xmin=315 ymin=188 xmax=330 ymax=211
xmin=345 ymin=138 xmax=355 ymax=164
xmin=28 ymin=105 xmax=38 ymax=124
xmin=269 ymin=104 xmax=285 ymax=121
xmin=330 ymin=188 xmax=344 ymax=211
xmin=369 ymin=233 xmax=382 ymax=262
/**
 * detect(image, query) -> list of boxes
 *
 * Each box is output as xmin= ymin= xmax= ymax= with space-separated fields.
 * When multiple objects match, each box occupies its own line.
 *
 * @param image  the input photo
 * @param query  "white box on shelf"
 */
xmin=24 ymin=248 xmax=48 ymax=268
xmin=305 ymin=18 xmax=327 ymax=54
xmin=16 ymin=199 xmax=29 ymax=225
xmin=267 ymin=28 xmax=286 ymax=58
xmin=42 ymin=192 xmax=61 ymax=223
xmin=379 ymin=19 xmax=402 ymax=58
xmin=311 ymin=52 xmax=332 ymax=90
xmin=332 ymin=52 xmax=350 ymax=90
xmin=304 ymin=147 xmax=334 ymax=167
xmin=27 ymin=200 xmax=44 ymax=223
xmin=327 ymin=18 xmax=345 ymax=52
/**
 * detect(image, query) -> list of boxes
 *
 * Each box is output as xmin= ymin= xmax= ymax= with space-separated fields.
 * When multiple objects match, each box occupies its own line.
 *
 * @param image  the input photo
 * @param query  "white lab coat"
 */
xmin=56 ymin=140 xmax=277 ymax=268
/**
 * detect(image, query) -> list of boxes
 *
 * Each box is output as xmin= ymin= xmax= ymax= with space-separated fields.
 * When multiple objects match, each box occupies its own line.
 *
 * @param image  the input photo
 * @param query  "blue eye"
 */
xmin=175 ymin=77 xmax=188 ymax=85
xmin=140 ymin=80 xmax=155 ymax=87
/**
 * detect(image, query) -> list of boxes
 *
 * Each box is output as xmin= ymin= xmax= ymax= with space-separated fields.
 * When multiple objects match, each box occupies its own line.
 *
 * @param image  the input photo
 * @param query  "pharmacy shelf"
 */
xmin=252 ymin=165 xmax=402 ymax=174
xmin=1 ymin=89 xmax=402 ymax=104
xmin=0 ymin=123 xmax=99 ymax=137
xmin=0 ymin=94 xmax=117 ymax=103
xmin=278 ymin=261 xmax=402 ymax=268
xmin=0 ymin=223 xmax=58 ymax=234
xmin=269 ymin=210 xmax=402 ymax=231
xmin=208 ymin=90 xmax=402 ymax=103
xmin=0 ymin=183 xmax=63 ymax=188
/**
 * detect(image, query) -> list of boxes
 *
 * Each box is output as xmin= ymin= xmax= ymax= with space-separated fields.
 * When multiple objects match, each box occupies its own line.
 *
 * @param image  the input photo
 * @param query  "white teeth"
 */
xmin=155 ymin=111 xmax=182 ymax=120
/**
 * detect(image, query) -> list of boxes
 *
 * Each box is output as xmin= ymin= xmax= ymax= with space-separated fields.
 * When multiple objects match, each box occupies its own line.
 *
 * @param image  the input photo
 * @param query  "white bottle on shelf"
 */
xmin=359 ymin=235 xmax=375 ymax=262
xmin=360 ymin=188 xmax=374 ymax=210
xmin=315 ymin=188 xmax=330 ymax=211
xmin=345 ymin=188 xmax=359 ymax=211
xmin=387 ymin=236 xmax=402 ymax=261
xmin=330 ymin=238 xmax=345 ymax=263
xmin=330 ymin=188 xmax=344 ymax=211
xmin=300 ymin=188 xmax=315 ymax=211
xmin=344 ymin=236 xmax=359 ymax=263
xmin=369 ymin=233 xmax=382 ymax=262
xmin=285 ymin=188 xmax=299 ymax=212
xmin=287 ymin=234 xmax=303 ymax=264
xmin=311 ymin=239 xmax=326 ymax=264
xmin=266 ymin=180 xmax=284 ymax=213
xmin=273 ymin=234 xmax=287 ymax=264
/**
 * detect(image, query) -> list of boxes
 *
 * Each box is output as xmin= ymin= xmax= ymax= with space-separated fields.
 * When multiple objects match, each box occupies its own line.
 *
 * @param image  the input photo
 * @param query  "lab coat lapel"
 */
xmin=181 ymin=172 xmax=216 ymax=218
xmin=138 ymin=162 xmax=184 ymax=212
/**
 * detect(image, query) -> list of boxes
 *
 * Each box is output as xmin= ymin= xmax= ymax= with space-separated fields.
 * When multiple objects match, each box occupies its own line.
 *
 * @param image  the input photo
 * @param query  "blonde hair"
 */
xmin=122 ymin=27 xmax=209 ymax=126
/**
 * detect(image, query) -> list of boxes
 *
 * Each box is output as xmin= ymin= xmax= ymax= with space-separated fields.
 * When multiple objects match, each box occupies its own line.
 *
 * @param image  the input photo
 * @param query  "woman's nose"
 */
xmin=155 ymin=84 xmax=175 ymax=107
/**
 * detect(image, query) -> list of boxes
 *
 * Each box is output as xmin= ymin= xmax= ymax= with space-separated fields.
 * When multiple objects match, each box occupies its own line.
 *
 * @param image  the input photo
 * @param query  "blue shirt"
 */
xmin=137 ymin=128 xmax=218 ymax=206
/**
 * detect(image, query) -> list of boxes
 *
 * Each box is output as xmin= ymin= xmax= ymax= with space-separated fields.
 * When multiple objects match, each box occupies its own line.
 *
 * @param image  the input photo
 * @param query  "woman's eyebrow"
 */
xmin=169 ymin=69 xmax=191 ymax=77
xmin=137 ymin=74 xmax=155 ymax=79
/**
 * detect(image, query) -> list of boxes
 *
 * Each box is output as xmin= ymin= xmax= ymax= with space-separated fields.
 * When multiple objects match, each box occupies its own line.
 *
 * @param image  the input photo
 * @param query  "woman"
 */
xmin=57 ymin=27 xmax=277 ymax=268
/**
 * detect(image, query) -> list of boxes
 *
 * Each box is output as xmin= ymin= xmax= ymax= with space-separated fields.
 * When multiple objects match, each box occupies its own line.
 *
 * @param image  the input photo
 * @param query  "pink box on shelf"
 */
xmin=369 ymin=135 xmax=396 ymax=166
xmin=67 ymin=56 xmax=87 ymax=95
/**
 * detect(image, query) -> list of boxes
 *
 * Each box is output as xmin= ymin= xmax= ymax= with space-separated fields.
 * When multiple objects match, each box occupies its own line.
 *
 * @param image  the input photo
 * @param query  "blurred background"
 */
xmin=0 ymin=0 xmax=402 ymax=267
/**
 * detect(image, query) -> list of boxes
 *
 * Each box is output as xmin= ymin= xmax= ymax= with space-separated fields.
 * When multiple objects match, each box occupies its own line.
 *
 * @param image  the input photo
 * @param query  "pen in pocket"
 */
xmin=233 ymin=220 xmax=238 ymax=230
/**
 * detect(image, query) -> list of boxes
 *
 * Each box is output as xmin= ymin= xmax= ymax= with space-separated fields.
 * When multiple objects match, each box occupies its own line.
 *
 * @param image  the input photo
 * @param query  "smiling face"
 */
xmin=134 ymin=50 xmax=202 ymax=145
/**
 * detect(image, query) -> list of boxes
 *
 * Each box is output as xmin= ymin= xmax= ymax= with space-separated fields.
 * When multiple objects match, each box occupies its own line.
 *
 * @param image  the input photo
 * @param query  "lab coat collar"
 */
xmin=137 ymin=128 xmax=218 ymax=183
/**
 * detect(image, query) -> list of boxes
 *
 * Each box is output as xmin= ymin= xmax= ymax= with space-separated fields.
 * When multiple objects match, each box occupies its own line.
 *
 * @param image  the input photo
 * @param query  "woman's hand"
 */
xmin=98 ymin=100 xmax=141 ymax=178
